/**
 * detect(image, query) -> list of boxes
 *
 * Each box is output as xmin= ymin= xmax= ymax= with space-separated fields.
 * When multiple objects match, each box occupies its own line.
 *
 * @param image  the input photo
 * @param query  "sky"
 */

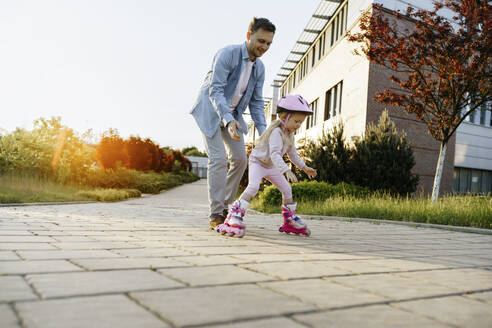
xmin=0 ymin=0 xmax=321 ymax=150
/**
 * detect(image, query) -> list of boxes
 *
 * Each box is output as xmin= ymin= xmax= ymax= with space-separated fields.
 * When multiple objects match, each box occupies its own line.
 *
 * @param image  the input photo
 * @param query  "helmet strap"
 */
xmin=279 ymin=113 xmax=292 ymax=134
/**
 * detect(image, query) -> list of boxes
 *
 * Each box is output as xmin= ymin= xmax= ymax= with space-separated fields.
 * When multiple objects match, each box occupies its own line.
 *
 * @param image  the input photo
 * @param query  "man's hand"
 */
xmin=284 ymin=170 xmax=298 ymax=183
xmin=227 ymin=120 xmax=241 ymax=141
xmin=303 ymin=166 xmax=317 ymax=179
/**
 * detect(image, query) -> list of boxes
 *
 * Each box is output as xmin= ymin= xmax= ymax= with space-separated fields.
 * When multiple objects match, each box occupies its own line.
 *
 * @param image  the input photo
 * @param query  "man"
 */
xmin=190 ymin=17 xmax=275 ymax=229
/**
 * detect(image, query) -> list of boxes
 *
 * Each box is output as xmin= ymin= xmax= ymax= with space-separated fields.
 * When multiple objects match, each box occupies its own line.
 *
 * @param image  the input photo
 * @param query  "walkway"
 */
xmin=1 ymin=180 xmax=491 ymax=327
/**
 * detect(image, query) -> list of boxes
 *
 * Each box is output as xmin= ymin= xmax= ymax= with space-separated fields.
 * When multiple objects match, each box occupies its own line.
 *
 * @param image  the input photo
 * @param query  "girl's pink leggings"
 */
xmin=242 ymin=160 xmax=292 ymax=201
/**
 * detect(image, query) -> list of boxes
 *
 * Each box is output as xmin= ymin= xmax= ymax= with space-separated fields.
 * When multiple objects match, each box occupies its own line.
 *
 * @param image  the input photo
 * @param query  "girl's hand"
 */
xmin=284 ymin=170 xmax=298 ymax=183
xmin=303 ymin=166 xmax=317 ymax=179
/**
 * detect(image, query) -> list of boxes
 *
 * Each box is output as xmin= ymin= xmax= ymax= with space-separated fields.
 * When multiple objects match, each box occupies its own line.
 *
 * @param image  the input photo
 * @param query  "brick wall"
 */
xmin=366 ymin=61 xmax=455 ymax=195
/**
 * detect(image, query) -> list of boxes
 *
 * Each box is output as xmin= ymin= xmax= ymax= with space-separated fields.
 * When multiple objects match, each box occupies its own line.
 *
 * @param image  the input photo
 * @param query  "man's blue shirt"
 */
xmin=190 ymin=43 xmax=267 ymax=138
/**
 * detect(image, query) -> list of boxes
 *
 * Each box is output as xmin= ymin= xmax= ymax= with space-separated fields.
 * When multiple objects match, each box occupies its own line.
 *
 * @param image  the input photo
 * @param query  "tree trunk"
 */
xmin=431 ymin=141 xmax=447 ymax=203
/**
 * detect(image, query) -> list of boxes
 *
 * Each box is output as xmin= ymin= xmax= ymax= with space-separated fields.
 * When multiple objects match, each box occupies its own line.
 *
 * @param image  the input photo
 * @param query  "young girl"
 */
xmin=216 ymin=94 xmax=317 ymax=237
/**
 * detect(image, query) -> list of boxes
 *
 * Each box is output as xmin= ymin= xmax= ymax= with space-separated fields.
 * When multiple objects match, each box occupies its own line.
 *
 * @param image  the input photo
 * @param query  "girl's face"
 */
xmin=286 ymin=113 xmax=308 ymax=132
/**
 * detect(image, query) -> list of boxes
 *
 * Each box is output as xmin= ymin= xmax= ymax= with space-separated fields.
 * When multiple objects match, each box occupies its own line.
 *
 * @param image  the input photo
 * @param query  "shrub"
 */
xmin=300 ymin=110 xmax=419 ymax=196
xmin=76 ymin=188 xmax=141 ymax=202
xmin=257 ymin=180 xmax=371 ymax=207
xmin=0 ymin=117 xmax=95 ymax=184
xmin=351 ymin=110 xmax=419 ymax=195
xmin=301 ymin=122 xmax=352 ymax=184
xmin=85 ymin=166 xmax=199 ymax=194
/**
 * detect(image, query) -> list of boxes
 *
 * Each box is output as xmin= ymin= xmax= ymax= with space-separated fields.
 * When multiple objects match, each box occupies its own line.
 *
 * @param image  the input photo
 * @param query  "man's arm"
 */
xmin=248 ymin=67 xmax=267 ymax=135
xmin=209 ymin=48 xmax=235 ymax=127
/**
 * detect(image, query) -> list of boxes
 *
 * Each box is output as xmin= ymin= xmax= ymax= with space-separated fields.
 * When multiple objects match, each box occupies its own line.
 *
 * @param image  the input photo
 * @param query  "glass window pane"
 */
xmin=340 ymin=8 xmax=345 ymax=37
xmin=335 ymin=16 xmax=339 ymax=41
xmin=459 ymin=168 xmax=470 ymax=193
xmin=471 ymin=170 xmax=480 ymax=193
xmin=325 ymin=90 xmax=331 ymax=120
xmin=339 ymin=82 xmax=343 ymax=114
xmin=453 ymin=168 xmax=460 ymax=193
xmin=480 ymin=108 xmax=486 ymax=125
xmin=333 ymin=85 xmax=338 ymax=117
xmin=481 ymin=171 xmax=491 ymax=194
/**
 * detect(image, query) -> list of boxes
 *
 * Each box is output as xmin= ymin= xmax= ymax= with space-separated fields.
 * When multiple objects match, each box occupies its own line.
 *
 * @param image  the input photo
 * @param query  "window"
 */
xmin=328 ymin=3 xmax=348 ymax=48
xmin=469 ymin=109 xmax=476 ymax=123
xmin=324 ymin=81 xmax=343 ymax=120
xmin=332 ymin=85 xmax=338 ymax=117
xmin=339 ymin=8 xmax=344 ymax=38
xmin=307 ymin=99 xmax=319 ymax=129
xmin=335 ymin=16 xmax=339 ymax=44
xmin=324 ymin=89 xmax=332 ymax=120
xmin=311 ymin=45 xmax=316 ymax=67
xmin=454 ymin=167 xmax=492 ymax=194
xmin=480 ymin=108 xmax=486 ymax=125
xmin=330 ymin=24 xmax=335 ymax=47
xmin=318 ymin=34 xmax=324 ymax=60
xmin=338 ymin=82 xmax=343 ymax=114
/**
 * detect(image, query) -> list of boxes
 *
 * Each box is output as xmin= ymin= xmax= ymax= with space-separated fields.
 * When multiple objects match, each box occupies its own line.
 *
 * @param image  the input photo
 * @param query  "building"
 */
xmin=248 ymin=0 xmax=491 ymax=195
xmin=186 ymin=156 xmax=208 ymax=178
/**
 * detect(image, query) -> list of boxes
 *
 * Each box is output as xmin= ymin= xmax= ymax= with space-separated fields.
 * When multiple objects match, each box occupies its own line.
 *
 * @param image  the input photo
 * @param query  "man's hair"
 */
xmin=248 ymin=17 xmax=276 ymax=34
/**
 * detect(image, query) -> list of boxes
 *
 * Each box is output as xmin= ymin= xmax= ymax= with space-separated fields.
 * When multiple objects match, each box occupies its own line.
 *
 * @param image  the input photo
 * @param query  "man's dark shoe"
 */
xmin=209 ymin=214 xmax=225 ymax=230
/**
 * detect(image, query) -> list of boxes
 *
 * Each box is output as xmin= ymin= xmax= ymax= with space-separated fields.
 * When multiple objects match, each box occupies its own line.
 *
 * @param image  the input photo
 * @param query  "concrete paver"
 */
xmin=72 ymin=257 xmax=190 ymax=271
xmin=1 ymin=180 xmax=491 ymax=327
xmin=17 ymin=249 xmax=122 ymax=260
xmin=205 ymin=317 xmax=307 ymax=328
xmin=16 ymin=295 xmax=168 ymax=328
xmin=394 ymin=296 xmax=492 ymax=328
xmin=158 ymin=264 xmax=272 ymax=286
xmin=240 ymin=261 xmax=351 ymax=279
xmin=26 ymin=269 xmax=183 ymax=299
xmin=0 ymin=304 xmax=20 ymax=328
xmin=0 ymin=251 xmax=19 ymax=261
xmin=293 ymin=304 xmax=451 ymax=328
xmin=0 ymin=276 xmax=38 ymax=302
xmin=0 ymin=260 xmax=83 ymax=275
xmin=260 ymin=278 xmax=388 ymax=308
xmin=131 ymin=284 xmax=316 ymax=327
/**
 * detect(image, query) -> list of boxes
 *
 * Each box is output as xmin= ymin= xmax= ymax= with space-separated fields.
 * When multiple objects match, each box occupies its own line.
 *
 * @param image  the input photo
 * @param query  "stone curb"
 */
xmin=0 ymin=193 xmax=154 ymax=208
xmin=0 ymin=201 xmax=98 ymax=207
xmin=306 ymin=214 xmax=492 ymax=236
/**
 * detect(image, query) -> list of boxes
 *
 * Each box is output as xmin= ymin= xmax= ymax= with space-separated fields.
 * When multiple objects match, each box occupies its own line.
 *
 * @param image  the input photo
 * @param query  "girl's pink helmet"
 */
xmin=276 ymin=95 xmax=313 ymax=115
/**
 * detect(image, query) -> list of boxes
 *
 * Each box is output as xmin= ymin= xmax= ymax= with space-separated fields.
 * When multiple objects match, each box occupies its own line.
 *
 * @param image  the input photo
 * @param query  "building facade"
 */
xmin=249 ymin=0 xmax=491 ymax=195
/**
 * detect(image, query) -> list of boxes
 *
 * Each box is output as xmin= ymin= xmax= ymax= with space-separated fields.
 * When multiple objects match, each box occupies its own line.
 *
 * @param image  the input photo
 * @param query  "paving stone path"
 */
xmin=1 ymin=179 xmax=491 ymax=328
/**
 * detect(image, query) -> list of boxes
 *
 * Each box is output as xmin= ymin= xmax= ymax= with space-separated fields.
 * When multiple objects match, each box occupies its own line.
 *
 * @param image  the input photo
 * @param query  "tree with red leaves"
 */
xmin=125 ymin=136 xmax=153 ymax=171
xmin=348 ymin=0 xmax=491 ymax=202
xmin=96 ymin=129 xmax=128 ymax=170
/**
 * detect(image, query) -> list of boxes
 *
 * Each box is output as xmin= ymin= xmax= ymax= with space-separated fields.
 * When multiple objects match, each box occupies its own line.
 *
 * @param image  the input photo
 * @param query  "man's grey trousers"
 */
xmin=202 ymin=126 xmax=247 ymax=219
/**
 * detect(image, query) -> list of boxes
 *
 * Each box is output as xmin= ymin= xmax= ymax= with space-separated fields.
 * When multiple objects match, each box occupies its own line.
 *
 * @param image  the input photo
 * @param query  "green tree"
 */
xmin=302 ymin=122 xmax=352 ymax=184
xmin=182 ymin=146 xmax=207 ymax=157
xmin=0 ymin=117 xmax=94 ymax=184
xmin=351 ymin=110 xmax=419 ymax=195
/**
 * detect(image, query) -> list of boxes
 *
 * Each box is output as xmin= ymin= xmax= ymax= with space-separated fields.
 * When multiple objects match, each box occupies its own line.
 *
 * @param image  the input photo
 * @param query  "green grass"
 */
xmin=0 ymin=174 xmax=93 ymax=203
xmin=0 ymin=169 xmax=199 ymax=204
xmin=0 ymin=174 xmax=140 ymax=203
xmin=251 ymin=194 xmax=492 ymax=229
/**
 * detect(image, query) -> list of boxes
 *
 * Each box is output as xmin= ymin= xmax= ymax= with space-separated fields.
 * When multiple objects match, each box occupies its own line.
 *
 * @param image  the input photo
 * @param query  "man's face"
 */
xmin=246 ymin=28 xmax=274 ymax=59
